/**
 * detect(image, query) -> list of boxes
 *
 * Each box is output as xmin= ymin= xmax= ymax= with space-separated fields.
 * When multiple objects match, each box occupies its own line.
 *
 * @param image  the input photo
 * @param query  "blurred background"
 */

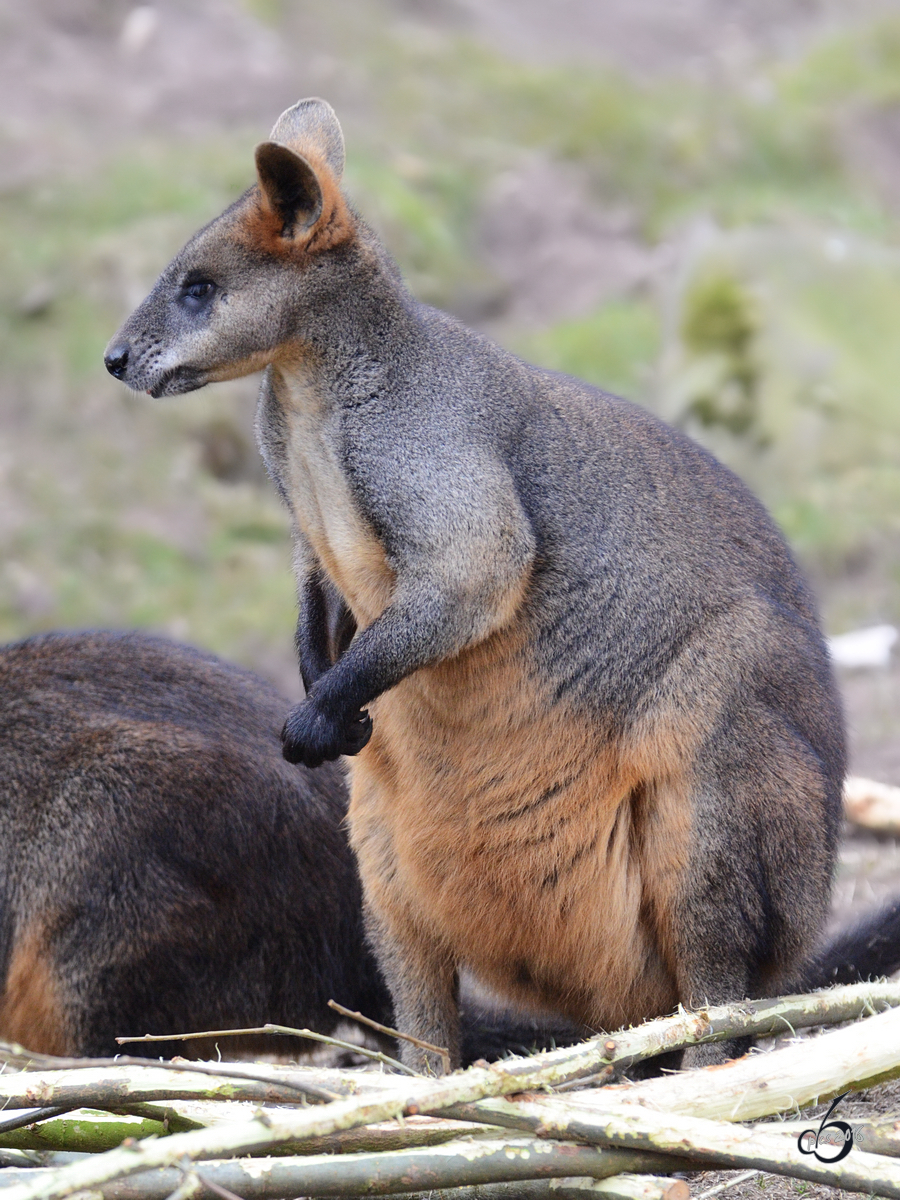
xmin=1 ymin=0 xmax=899 ymax=816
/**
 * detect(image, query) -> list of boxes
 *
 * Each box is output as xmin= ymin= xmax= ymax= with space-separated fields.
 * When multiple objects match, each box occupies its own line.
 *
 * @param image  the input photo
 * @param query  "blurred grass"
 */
xmin=513 ymin=301 xmax=661 ymax=398
xmin=4 ymin=10 xmax=900 ymax=680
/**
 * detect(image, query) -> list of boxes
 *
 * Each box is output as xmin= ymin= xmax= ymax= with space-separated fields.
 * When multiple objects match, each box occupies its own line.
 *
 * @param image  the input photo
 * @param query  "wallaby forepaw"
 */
xmin=281 ymin=700 xmax=373 ymax=767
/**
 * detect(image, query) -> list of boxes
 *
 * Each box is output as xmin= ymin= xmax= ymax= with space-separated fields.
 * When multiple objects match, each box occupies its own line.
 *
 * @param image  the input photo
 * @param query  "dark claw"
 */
xmin=341 ymin=710 xmax=373 ymax=756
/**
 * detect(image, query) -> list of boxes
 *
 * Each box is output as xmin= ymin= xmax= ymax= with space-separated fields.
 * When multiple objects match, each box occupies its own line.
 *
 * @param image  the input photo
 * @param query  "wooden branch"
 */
xmin=0 ymin=1150 xmax=42 ymax=1170
xmin=0 ymin=1049 xmax=697 ymax=1200
xmin=545 ymin=982 xmax=900 ymax=1083
xmin=159 ymin=1174 xmax=202 ymax=1200
xmin=0 ymin=1109 xmax=72 ymax=1136
xmin=438 ymin=1096 xmax=900 ymax=1197
xmin=844 ymin=775 xmax=900 ymax=834
xmin=745 ymin=1118 xmax=900 ymax=1159
xmin=0 ymin=1142 xmax=693 ymax=1198
xmin=335 ymin=1176 xmax=691 ymax=1200
xmin=327 ymin=999 xmax=451 ymax=1074
xmin=110 ymin=1105 xmax=206 ymax=1135
xmin=0 ymin=1070 xmax=328 ymax=1113
xmin=0 ymin=1042 xmax=337 ymax=1103
xmin=693 ymin=1168 xmax=759 ymax=1199
xmin=115 ymin=1025 xmax=414 ymax=1077
xmin=276 ymin=1115 xmax=508 ymax=1156
xmin=441 ymin=992 xmax=900 ymax=1142
xmin=0 ymin=1111 xmax=171 ymax=1154
xmin=2 ymin=981 xmax=896 ymax=1116
xmin=551 ymin=1178 xmax=690 ymax=1200
xmin=0 ymin=1103 xmax=205 ymax=1153
xmin=598 ymin=994 xmax=900 ymax=1120
xmin=2 ymin=983 xmax=899 ymax=1200
xmin=849 ymin=1117 xmax=900 ymax=1158
xmin=2 ymin=983 xmax=900 ymax=1200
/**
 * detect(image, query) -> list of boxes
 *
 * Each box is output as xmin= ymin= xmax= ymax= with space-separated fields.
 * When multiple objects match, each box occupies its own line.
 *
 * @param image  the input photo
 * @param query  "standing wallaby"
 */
xmin=105 ymin=99 xmax=890 ymax=1073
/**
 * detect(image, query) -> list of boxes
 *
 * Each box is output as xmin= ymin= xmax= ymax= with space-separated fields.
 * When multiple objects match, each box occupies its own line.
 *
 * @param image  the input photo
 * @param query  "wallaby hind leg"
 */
xmin=670 ymin=697 xmax=841 ymax=1067
xmin=363 ymin=900 xmax=460 ymax=1075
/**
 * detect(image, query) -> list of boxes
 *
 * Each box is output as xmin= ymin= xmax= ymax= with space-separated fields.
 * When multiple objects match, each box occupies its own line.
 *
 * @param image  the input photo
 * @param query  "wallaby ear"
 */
xmin=254 ymin=142 xmax=323 ymax=238
xmin=269 ymin=97 xmax=345 ymax=181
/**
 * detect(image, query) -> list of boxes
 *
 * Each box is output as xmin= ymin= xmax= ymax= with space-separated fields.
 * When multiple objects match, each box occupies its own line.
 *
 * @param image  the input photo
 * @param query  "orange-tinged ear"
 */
xmin=254 ymin=142 xmax=323 ymax=238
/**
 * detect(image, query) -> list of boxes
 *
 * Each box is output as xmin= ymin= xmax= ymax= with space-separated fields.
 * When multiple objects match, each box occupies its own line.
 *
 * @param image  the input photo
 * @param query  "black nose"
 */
xmin=104 ymin=344 xmax=130 ymax=379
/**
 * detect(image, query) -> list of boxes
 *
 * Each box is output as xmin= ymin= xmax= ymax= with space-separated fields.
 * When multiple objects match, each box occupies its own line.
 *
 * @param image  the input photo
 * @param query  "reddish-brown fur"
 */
xmin=0 ymin=929 xmax=70 ymax=1056
xmin=236 ymin=150 xmax=354 ymax=261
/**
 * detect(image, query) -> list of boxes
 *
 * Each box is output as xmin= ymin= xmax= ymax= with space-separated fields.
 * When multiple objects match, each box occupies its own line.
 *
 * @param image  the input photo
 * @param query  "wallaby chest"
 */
xmin=269 ymin=372 xmax=394 ymax=628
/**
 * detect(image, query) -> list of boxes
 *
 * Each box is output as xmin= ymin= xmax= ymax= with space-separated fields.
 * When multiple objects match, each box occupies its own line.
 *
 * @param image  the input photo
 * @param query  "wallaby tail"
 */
xmin=803 ymin=895 xmax=900 ymax=989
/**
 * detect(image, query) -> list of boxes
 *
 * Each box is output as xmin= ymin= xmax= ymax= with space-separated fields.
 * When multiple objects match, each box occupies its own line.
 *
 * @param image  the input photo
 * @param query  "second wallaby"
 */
xmin=0 ymin=629 xmax=388 ymax=1058
xmin=105 ymin=99 xmax=899 ymax=1072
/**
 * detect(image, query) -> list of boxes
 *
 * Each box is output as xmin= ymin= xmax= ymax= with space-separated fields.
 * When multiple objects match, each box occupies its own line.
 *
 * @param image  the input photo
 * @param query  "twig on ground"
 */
xmin=0 ymin=1109 xmax=72 ymax=1136
xmin=110 ymin=1105 xmax=206 ymax=1134
xmin=442 ymin=1095 xmax=900 ymax=1196
xmin=0 ymin=1065 xmax=341 ymax=1113
xmin=162 ymin=1171 xmax=202 ymax=1200
xmin=2 ymin=983 xmax=900 ymax=1200
xmin=0 ymin=1110 xmax=173 ymax=1154
xmin=694 ymin=1169 xmax=760 ymax=1200
xmin=0 ymin=1149 xmax=43 ymax=1169
xmin=0 ymin=1173 xmax=690 ymax=1200
xmin=0 ymin=1049 xmax=688 ymax=1200
xmin=327 ymin=999 xmax=451 ymax=1074
xmin=190 ymin=1172 xmax=245 ymax=1200
xmin=0 ymin=1140 xmax=694 ymax=1198
xmin=596 ymin=997 xmax=900 ymax=1120
xmin=115 ymin=1025 xmax=415 ymax=1077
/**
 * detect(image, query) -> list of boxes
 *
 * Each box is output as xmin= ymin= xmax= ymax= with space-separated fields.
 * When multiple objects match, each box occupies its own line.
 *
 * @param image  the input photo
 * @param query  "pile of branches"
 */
xmin=1 ymin=982 xmax=900 ymax=1200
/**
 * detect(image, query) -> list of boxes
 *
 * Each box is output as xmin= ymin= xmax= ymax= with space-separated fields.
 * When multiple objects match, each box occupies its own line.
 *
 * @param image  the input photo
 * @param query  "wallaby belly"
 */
xmin=347 ymin=627 xmax=686 ymax=1030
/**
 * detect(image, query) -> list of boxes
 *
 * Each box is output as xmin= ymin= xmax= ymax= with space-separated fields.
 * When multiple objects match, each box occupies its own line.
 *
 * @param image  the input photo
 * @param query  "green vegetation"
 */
xmin=514 ymin=300 xmax=660 ymax=398
xmin=4 ymin=10 xmax=900 ymax=675
xmin=679 ymin=271 xmax=762 ymax=440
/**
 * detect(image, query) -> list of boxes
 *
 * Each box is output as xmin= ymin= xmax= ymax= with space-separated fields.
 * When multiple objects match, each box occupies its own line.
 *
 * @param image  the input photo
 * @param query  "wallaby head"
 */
xmin=104 ymin=98 xmax=355 ymax=397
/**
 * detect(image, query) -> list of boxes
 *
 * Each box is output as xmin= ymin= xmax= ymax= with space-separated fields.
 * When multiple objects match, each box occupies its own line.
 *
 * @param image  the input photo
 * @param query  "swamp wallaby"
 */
xmin=105 ymin=99 xmax=900 ymax=1073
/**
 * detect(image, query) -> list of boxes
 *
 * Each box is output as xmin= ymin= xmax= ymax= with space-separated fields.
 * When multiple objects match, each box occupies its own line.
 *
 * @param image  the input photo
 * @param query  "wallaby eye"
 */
xmin=180 ymin=280 xmax=216 ymax=310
